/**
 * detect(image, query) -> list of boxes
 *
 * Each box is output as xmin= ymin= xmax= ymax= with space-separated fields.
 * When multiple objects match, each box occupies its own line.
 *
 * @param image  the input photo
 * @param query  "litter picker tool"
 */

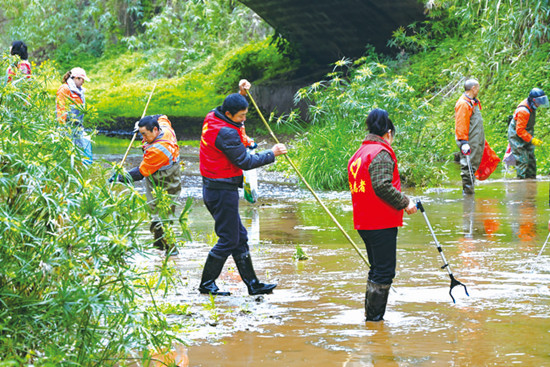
xmin=466 ymin=155 xmax=475 ymax=188
xmin=535 ymin=219 xmax=550 ymax=259
xmin=416 ymin=200 xmax=469 ymax=303
xmin=245 ymin=89 xmax=371 ymax=268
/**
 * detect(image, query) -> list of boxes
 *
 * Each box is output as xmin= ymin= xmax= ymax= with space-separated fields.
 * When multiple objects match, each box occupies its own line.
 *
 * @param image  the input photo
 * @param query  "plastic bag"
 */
xmin=74 ymin=133 xmax=93 ymax=165
xmin=475 ymin=140 xmax=500 ymax=180
xmin=502 ymin=143 xmax=516 ymax=167
xmin=243 ymin=149 xmax=259 ymax=203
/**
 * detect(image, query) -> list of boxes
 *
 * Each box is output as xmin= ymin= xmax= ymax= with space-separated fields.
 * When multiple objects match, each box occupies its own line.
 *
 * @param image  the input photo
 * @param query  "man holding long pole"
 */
xmin=112 ymin=114 xmax=181 ymax=257
xmin=198 ymin=79 xmax=287 ymax=296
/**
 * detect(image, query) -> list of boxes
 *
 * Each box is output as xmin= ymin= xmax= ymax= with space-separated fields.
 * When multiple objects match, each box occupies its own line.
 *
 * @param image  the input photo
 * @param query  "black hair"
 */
xmin=366 ymin=108 xmax=395 ymax=137
xmin=221 ymin=93 xmax=248 ymax=116
xmin=11 ymin=40 xmax=28 ymax=60
xmin=138 ymin=114 xmax=161 ymax=132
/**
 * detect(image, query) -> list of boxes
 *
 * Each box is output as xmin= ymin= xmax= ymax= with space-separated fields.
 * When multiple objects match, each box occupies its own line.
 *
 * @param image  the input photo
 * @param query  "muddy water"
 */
xmin=97 ymin=138 xmax=550 ymax=366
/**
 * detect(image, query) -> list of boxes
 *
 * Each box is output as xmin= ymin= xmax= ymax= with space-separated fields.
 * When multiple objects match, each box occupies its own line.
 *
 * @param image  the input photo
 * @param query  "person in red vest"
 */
xmin=348 ymin=108 xmax=417 ymax=321
xmin=112 ymin=115 xmax=182 ymax=257
xmin=7 ymin=40 xmax=31 ymax=82
xmin=199 ymin=79 xmax=287 ymax=296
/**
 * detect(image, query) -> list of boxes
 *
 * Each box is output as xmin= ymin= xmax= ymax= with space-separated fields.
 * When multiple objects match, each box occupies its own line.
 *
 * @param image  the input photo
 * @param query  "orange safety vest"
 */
xmin=513 ymin=99 xmax=535 ymax=142
xmin=455 ymin=93 xmax=482 ymax=141
xmin=139 ymin=115 xmax=180 ymax=177
xmin=56 ymin=83 xmax=84 ymax=124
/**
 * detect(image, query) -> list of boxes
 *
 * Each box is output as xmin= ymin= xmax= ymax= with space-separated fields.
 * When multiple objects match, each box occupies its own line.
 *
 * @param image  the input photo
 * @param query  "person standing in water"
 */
xmin=56 ymin=67 xmax=92 ymax=164
xmin=348 ymin=108 xmax=417 ymax=321
xmin=198 ymin=79 xmax=287 ymax=296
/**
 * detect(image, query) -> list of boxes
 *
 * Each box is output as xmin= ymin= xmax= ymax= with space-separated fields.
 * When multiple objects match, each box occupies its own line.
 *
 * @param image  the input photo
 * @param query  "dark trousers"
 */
xmin=203 ymin=187 xmax=249 ymax=259
xmin=358 ymin=228 xmax=398 ymax=285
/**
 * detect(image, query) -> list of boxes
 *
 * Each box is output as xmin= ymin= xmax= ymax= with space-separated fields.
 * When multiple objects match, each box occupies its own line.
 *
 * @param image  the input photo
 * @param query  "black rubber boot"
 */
xmin=165 ymin=244 xmax=179 ymax=257
xmin=150 ymin=221 xmax=167 ymax=250
xmin=150 ymin=221 xmax=179 ymax=257
xmin=199 ymin=253 xmax=231 ymax=296
xmin=234 ymin=252 xmax=276 ymax=295
xmin=365 ymin=280 xmax=391 ymax=321
xmin=462 ymin=184 xmax=475 ymax=195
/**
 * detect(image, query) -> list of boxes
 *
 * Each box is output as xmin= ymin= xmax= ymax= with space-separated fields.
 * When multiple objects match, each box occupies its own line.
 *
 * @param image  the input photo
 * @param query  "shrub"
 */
xmin=0 ymin=53 xmax=180 ymax=365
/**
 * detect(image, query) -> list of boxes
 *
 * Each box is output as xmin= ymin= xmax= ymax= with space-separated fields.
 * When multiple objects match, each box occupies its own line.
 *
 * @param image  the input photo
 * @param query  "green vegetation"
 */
xmin=0 ymin=0 xmax=298 ymax=128
xmin=0 ymin=56 xmax=188 ymax=365
xmin=281 ymin=0 xmax=550 ymax=189
xmin=292 ymin=244 xmax=309 ymax=261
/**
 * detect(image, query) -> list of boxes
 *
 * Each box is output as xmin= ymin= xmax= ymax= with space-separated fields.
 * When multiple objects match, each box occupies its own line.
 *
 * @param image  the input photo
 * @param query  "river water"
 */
xmin=98 ymin=137 xmax=550 ymax=366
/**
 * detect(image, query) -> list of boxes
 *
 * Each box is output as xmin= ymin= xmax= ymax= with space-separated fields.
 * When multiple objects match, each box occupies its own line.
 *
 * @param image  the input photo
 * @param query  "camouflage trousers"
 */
xmin=509 ymin=137 xmax=536 ymax=179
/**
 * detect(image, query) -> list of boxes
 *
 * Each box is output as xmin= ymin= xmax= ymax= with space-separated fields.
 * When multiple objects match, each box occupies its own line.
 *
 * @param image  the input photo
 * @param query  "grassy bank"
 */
xmin=280 ymin=1 xmax=550 ymax=189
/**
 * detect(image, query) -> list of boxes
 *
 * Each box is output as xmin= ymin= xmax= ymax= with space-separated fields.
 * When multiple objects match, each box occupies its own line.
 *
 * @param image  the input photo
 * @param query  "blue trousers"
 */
xmin=203 ymin=187 xmax=249 ymax=259
xmin=358 ymin=228 xmax=398 ymax=285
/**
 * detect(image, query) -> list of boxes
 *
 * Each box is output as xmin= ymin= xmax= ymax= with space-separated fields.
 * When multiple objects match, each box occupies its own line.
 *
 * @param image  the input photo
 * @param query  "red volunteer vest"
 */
xmin=348 ymin=139 xmax=403 ymax=230
xmin=200 ymin=111 xmax=248 ymax=179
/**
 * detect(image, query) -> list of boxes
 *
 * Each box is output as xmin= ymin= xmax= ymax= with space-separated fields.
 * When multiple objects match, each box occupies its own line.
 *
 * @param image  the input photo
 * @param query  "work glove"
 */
xmin=108 ymin=172 xmax=118 ymax=183
xmin=107 ymin=171 xmax=133 ymax=184
xmin=532 ymin=137 xmax=543 ymax=146
xmin=460 ymin=143 xmax=471 ymax=155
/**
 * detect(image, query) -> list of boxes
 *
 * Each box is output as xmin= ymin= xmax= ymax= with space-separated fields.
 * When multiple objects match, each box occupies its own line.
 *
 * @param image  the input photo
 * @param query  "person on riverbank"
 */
xmin=198 ymin=79 xmax=287 ymax=296
xmin=7 ymin=40 xmax=31 ymax=82
xmin=455 ymin=79 xmax=485 ymax=195
xmin=56 ymin=67 xmax=92 ymax=164
xmin=507 ymin=88 xmax=548 ymax=179
xmin=112 ymin=114 xmax=182 ymax=257
xmin=348 ymin=108 xmax=417 ymax=322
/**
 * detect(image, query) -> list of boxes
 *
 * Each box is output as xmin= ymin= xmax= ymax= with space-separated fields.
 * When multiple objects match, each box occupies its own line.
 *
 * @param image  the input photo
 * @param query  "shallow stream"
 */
xmin=98 ymin=137 xmax=550 ymax=366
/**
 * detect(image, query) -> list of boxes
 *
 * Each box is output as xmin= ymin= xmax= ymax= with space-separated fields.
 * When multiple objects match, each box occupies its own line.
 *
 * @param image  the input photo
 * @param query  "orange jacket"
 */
xmin=139 ymin=115 xmax=180 ymax=177
xmin=513 ymin=99 xmax=534 ymax=142
xmin=56 ymin=83 xmax=84 ymax=124
xmin=455 ymin=94 xmax=482 ymax=141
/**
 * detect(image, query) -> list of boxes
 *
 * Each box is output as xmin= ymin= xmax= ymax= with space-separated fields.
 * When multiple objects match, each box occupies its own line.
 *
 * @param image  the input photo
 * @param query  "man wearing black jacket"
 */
xmin=198 ymin=80 xmax=287 ymax=296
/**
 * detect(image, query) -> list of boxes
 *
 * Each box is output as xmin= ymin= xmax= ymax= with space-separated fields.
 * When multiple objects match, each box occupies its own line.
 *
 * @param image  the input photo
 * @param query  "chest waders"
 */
xmin=457 ymin=103 xmax=484 ymax=194
xmin=508 ymin=106 xmax=537 ymax=179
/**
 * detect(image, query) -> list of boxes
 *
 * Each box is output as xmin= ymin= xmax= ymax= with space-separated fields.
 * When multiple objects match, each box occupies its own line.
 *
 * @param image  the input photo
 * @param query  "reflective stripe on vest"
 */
xmin=147 ymin=143 xmax=179 ymax=171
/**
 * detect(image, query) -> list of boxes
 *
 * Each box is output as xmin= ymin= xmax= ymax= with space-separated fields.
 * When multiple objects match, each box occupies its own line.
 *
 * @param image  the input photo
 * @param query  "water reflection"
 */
xmin=506 ymin=180 xmax=538 ymax=247
xmin=95 ymin=140 xmax=550 ymax=366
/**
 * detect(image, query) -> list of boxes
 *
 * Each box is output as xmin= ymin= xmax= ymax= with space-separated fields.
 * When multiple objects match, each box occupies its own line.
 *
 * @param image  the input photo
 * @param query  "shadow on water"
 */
xmin=97 ymin=139 xmax=550 ymax=366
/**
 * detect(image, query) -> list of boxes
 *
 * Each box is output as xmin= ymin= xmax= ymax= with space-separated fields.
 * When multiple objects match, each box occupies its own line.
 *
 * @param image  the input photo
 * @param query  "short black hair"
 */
xmin=11 ymin=40 xmax=28 ymax=60
xmin=221 ymin=93 xmax=248 ymax=116
xmin=366 ymin=108 xmax=395 ymax=137
xmin=138 ymin=114 xmax=161 ymax=132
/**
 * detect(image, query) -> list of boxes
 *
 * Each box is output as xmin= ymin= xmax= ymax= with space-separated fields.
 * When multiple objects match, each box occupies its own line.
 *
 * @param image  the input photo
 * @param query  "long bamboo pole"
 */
xmin=246 ymin=90 xmax=370 ymax=267
xmin=119 ymin=82 xmax=157 ymax=168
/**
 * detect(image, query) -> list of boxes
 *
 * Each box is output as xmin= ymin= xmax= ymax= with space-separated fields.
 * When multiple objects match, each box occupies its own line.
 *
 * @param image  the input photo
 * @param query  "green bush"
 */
xmin=281 ymin=1 xmax=550 ymax=189
xmin=0 ymin=54 xmax=181 ymax=365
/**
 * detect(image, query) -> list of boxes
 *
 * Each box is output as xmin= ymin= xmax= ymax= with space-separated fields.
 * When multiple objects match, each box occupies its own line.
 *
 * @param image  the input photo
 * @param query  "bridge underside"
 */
xmin=240 ymin=0 xmax=425 ymax=66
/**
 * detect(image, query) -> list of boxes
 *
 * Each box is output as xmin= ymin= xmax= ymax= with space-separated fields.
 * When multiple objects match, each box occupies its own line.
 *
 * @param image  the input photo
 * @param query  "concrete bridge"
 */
xmin=239 ymin=0 xmax=426 ymax=65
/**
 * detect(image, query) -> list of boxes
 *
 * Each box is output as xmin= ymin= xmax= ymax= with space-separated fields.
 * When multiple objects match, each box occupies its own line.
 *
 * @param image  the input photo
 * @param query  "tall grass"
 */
xmin=0 ymin=55 xmax=182 ymax=365
xmin=282 ymin=1 xmax=550 ymax=189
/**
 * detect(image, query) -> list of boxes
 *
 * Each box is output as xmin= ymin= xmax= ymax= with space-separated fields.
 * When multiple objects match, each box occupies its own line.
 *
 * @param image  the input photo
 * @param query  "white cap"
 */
xmin=70 ymin=67 xmax=90 ymax=82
